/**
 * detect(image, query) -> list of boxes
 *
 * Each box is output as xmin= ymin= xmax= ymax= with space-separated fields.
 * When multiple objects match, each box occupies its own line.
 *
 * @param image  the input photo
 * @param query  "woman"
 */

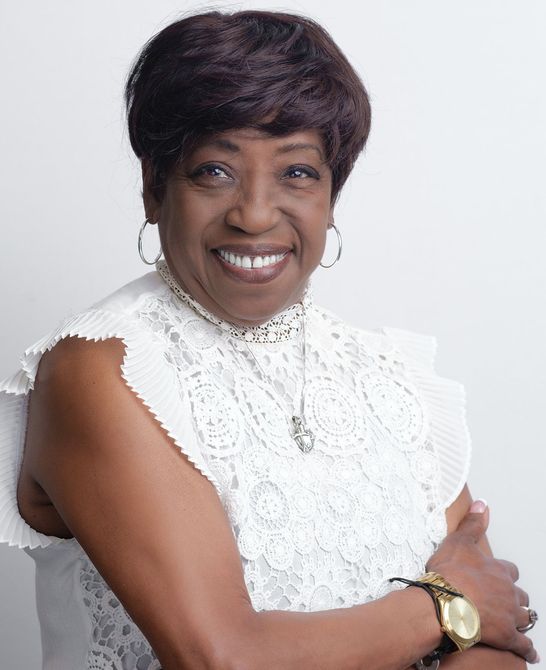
xmin=0 ymin=9 xmax=539 ymax=669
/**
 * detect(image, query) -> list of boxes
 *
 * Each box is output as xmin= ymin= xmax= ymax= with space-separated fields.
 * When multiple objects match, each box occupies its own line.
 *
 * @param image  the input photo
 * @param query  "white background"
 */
xmin=0 ymin=0 xmax=544 ymax=666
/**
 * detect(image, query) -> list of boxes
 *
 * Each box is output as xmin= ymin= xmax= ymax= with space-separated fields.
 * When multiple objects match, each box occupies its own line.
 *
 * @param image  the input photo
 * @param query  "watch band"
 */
xmin=390 ymin=573 xmax=476 ymax=668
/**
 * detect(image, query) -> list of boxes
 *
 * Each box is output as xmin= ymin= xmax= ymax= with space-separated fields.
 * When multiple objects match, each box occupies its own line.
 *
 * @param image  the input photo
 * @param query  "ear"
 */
xmin=141 ymin=159 xmax=161 ymax=223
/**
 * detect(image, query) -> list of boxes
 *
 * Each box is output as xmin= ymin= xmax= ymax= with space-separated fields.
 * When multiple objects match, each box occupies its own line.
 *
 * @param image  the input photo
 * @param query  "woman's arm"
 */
xmin=21 ymin=337 xmax=536 ymax=670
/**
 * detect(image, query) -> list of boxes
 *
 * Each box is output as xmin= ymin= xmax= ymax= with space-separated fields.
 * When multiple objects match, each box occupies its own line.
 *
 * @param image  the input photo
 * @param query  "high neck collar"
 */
xmin=156 ymin=260 xmax=312 ymax=343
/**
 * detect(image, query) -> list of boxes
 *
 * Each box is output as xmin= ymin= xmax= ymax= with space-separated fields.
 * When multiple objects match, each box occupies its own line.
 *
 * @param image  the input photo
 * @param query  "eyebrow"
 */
xmin=276 ymin=142 xmax=324 ymax=160
xmin=202 ymin=138 xmax=324 ymax=160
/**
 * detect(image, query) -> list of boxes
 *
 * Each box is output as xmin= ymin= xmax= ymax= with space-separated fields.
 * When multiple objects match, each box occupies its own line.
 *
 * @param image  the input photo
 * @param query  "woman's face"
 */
xmin=144 ymin=128 xmax=334 ymax=327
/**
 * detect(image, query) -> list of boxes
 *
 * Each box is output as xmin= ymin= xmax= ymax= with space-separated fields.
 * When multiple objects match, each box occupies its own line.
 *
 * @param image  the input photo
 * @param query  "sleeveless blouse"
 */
xmin=0 ymin=264 xmax=471 ymax=670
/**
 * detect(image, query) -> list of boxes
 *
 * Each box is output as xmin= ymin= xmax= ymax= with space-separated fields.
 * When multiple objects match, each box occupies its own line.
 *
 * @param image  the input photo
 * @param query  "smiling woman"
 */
xmin=0 ymin=8 xmax=538 ymax=670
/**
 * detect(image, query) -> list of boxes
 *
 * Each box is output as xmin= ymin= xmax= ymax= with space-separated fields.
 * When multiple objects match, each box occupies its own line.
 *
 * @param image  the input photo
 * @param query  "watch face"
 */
xmin=445 ymin=597 xmax=480 ymax=640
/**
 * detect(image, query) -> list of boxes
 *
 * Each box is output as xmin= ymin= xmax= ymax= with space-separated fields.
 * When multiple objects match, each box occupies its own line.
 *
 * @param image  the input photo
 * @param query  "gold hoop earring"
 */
xmin=320 ymin=223 xmax=342 ymax=268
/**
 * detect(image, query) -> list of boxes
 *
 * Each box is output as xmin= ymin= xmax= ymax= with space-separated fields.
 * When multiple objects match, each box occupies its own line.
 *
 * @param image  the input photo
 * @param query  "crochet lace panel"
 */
xmin=81 ymin=558 xmax=161 ymax=670
xmin=77 ymin=285 xmax=448 ymax=668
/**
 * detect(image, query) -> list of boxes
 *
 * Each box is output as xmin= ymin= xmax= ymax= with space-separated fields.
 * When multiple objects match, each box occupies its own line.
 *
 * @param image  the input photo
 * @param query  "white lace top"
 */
xmin=0 ymin=264 xmax=471 ymax=670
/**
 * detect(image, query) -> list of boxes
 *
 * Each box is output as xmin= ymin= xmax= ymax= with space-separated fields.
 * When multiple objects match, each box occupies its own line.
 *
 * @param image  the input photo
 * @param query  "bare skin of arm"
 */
xmin=18 ymin=337 xmax=537 ymax=670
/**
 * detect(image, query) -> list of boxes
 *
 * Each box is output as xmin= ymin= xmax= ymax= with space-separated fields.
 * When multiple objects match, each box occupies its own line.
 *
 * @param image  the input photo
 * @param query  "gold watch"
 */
xmin=417 ymin=572 xmax=481 ymax=653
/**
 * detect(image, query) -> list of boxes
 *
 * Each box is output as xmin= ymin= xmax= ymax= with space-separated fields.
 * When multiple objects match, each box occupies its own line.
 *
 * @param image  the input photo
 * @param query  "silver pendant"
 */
xmin=291 ymin=416 xmax=315 ymax=453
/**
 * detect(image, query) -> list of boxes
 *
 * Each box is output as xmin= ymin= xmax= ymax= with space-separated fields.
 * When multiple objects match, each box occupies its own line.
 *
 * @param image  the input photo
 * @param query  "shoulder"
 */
xmin=27 ymin=268 xmax=180 ymax=444
xmin=34 ymin=337 xmax=126 ymax=413
xmin=25 ymin=337 xmax=156 ymax=489
xmin=311 ymin=303 xmax=436 ymax=368
xmin=0 ymin=270 xmax=169 ymax=397
xmin=90 ymin=269 xmax=167 ymax=316
xmin=0 ymin=269 xmax=217 ymax=550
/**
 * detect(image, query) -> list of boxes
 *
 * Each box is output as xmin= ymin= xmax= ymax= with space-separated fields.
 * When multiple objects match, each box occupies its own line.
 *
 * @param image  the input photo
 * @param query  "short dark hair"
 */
xmin=125 ymin=10 xmax=371 ymax=203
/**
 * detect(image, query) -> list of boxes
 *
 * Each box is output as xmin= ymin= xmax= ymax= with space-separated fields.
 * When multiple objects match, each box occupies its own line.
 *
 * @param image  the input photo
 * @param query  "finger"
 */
xmin=498 ymin=559 xmax=519 ymax=582
xmin=454 ymin=507 xmax=489 ymax=543
xmin=515 ymin=587 xmax=530 ymax=607
xmin=511 ymin=632 xmax=539 ymax=664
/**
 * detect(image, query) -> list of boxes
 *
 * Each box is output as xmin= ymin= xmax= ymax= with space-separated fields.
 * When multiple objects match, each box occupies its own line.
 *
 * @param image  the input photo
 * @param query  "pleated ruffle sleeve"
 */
xmin=382 ymin=326 xmax=472 ymax=509
xmin=0 ymin=274 xmax=220 ymax=550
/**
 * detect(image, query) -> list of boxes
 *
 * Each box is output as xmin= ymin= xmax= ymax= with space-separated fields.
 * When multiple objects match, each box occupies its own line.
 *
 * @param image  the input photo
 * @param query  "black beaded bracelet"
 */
xmin=388 ymin=576 xmax=463 ymax=620
xmin=389 ymin=577 xmax=464 ymax=666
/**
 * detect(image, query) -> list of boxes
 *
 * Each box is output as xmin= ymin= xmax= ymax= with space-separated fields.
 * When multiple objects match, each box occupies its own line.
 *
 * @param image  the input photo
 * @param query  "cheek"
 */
xmin=298 ymin=221 xmax=329 ymax=267
xmin=302 ymin=202 xmax=332 ymax=242
xmin=161 ymin=194 xmax=213 ymax=246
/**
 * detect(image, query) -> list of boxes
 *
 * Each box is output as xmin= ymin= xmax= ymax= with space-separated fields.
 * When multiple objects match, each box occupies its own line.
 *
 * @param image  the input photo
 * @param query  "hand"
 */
xmin=425 ymin=501 xmax=539 ymax=664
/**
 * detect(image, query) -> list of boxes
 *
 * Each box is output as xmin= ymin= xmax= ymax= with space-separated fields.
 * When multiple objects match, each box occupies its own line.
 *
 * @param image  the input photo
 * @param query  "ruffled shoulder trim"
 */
xmin=381 ymin=327 xmax=472 ymax=510
xmin=1 ymin=293 xmax=220 ymax=550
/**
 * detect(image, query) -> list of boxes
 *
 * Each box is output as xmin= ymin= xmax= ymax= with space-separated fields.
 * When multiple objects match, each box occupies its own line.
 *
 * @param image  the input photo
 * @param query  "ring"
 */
xmin=517 ymin=607 xmax=539 ymax=633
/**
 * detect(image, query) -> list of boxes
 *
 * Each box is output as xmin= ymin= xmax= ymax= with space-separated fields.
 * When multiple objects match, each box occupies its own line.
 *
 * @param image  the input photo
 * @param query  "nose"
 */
xmin=224 ymin=180 xmax=280 ymax=235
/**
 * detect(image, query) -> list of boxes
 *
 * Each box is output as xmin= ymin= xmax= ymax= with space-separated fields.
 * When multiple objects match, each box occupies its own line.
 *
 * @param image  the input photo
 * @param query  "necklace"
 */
xmin=156 ymin=260 xmax=315 ymax=453
xmin=241 ymin=304 xmax=315 ymax=454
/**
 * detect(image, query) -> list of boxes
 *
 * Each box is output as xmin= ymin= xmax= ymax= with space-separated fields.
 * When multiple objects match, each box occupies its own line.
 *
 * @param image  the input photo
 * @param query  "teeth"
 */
xmin=218 ymin=250 xmax=287 ymax=269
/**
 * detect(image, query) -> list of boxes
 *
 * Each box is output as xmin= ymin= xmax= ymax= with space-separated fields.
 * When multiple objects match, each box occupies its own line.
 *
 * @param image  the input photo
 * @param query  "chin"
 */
xmin=221 ymin=292 xmax=299 ymax=326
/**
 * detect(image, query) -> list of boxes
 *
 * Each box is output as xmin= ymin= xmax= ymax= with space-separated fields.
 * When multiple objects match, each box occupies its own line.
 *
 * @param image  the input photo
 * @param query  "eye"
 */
xmin=283 ymin=165 xmax=320 ymax=180
xmin=192 ymin=164 xmax=232 ymax=180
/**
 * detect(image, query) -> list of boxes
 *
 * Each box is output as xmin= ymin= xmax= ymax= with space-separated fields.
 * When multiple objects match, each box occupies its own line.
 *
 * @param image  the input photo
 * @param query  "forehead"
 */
xmin=193 ymin=128 xmax=326 ymax=161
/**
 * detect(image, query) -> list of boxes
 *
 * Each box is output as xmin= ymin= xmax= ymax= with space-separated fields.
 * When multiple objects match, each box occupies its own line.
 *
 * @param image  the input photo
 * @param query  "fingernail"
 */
xmin=470 ymin=498 xmax=488 ymax=513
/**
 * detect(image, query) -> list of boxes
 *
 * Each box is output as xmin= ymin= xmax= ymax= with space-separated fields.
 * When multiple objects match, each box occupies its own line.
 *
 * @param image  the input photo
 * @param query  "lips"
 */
xmin=212 ymin=247 xmax=292 ymax=284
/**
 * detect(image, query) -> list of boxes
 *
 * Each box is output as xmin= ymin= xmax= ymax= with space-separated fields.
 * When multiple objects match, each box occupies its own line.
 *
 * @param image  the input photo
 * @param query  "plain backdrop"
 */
xmin=1 ymin=0 xmax=544 ymax=667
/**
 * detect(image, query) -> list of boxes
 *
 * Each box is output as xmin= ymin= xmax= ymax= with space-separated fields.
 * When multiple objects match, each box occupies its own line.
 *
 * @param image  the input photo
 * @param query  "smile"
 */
xmin=212 ymin=246 xmax=292 ymax=284
xmin=217 ymin=249 xmax=288 ymax=269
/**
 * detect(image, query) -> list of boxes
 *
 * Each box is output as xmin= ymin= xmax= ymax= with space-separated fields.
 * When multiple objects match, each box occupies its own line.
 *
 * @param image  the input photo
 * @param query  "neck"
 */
xmin=156 ymin=260 xmax=311 ymax=343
